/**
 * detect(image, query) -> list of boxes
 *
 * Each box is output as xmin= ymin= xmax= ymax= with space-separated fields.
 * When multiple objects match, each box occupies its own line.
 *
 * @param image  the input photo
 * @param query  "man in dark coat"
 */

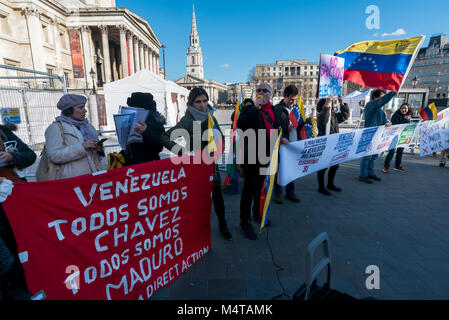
xmin=237 ymin=83 xmax=287 ymax=240
xmin=273 ymin=85 xmax=302 ymax=204
xmin=124 ymin=92 xmax=166 ymax=165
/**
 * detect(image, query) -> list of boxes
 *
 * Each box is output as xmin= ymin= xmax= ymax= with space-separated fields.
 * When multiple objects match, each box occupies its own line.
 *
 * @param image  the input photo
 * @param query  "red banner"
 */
xmin=3 ymin=156 xmax=214 ymax=300
xmin=68 ymin=29 xmax=85 ymax=79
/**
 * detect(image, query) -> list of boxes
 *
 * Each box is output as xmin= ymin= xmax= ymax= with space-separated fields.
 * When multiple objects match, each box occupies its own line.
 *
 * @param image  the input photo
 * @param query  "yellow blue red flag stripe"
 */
xmin=335 ymin=36 xmax=425 ymax=92
xmin=259 ymin=130 xmax=282 ymax=232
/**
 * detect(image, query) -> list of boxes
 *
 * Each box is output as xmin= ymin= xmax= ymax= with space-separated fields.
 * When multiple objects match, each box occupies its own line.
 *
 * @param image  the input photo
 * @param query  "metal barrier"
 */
xmin=0 ymin=64 xmax=67 ymax=151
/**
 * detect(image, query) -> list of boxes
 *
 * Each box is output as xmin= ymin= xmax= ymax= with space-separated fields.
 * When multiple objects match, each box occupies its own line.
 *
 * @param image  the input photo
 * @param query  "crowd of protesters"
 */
xmin=0 ymin=83 xmax=447 ymax=299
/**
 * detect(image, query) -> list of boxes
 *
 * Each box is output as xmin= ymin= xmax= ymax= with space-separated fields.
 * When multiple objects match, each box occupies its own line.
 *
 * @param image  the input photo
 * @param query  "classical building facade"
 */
xmin=403 ymin=34 xmax=449 ymax=110
xmin=175 ymin=5 xmax=227 ymax=105
xmin=0 ymin=0 xmax=161 ymax=90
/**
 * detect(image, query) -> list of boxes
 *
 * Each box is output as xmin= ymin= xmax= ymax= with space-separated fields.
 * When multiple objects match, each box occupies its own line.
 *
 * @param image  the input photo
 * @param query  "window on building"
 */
xmin=46 ymin=67 xmax=55 ymax=87
xmin=0 ymin=13 xmax=9 ymax=35
xmin=42 ymin=24 xmax=50 ymax=43
xmin=191 ymin=69 xmax=195 ymax=73
xmin=64 ymin=72 xmax=70 ymax=88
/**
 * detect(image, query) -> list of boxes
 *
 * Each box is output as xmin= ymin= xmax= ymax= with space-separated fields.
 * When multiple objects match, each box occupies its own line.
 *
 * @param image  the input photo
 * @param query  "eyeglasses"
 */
xmin=257 ymin=89 xmax=269 ymax=93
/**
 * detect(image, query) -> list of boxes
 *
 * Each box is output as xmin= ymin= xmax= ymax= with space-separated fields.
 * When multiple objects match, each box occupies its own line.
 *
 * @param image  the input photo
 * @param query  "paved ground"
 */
xmin=151 ymin=151 xmax=449 ymax=300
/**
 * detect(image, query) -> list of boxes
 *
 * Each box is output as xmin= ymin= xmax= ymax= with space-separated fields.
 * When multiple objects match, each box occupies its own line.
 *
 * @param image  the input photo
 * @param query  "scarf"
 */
xmin=55 ymin=115 xmax=97 ymax=141
xmin=187 ymin=104 xmax=215 ymax=123
xmin=261 ymin=102 xmax=275 ymax=131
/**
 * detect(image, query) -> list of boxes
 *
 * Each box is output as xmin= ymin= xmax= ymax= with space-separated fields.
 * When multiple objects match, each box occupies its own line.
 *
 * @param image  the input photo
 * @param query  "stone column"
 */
xmin=133 ymin=36 xmax=140 ymax=71
xmin=119 ymin=25 xmax=129 ymax=78
xmin=51 ymin=18 xmax=63 ymax=75
xmin=22 ymin=7 xmax=46 ymax=72
xmin=155 ymin=53 xmax=160 ymax=75
xmin=144 ymin=46 xmax=149 ymax=70
xmin=100 ymin=25 xmax=112 ymax=83
xmin=81 ymin=26 xmax=94 ymax=88
xmin=127 ymin=32 xmax=135 ymax=75
xmin=139 ymin=42 xmax=144 ymax=72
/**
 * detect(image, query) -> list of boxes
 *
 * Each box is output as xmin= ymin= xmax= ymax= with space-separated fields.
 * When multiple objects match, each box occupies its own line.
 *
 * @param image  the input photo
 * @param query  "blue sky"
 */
xmin=117 ymin=0 xmax=449 ymax=84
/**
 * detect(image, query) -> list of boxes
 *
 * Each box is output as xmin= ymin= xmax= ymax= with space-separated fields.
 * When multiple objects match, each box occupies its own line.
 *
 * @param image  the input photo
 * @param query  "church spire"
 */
xmin=187 ymin=4 xmax=204 ymax=79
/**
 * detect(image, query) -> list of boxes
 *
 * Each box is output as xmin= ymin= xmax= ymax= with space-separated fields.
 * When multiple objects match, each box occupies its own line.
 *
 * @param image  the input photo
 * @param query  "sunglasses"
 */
xmin=257 ymin=89 xmax=269 ymax=93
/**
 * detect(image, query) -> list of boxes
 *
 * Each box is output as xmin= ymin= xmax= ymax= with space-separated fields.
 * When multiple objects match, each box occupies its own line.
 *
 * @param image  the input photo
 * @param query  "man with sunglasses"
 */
xmin=237 ymin=83 xmax=287 ymax=240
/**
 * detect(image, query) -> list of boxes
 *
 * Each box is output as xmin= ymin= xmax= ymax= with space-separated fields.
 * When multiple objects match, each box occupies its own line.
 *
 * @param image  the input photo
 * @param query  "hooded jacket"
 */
xmin=125 ymin=93 xmax=166 ymax=165
xmin=364 ymin=92 xmax=396 ymax=128
xmin=0 ymin=125 xmax=36 ymax=171
xmin=274 ymin=100 xmax=305 ymax=141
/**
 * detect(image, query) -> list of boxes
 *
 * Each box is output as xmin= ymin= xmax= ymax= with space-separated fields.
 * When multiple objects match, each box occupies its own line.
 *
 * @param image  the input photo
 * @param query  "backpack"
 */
xmin=35 ymin=122 xmax=65 ymax=182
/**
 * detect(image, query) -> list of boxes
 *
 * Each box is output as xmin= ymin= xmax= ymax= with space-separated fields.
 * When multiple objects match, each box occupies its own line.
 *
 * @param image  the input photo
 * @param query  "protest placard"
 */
xmin=318 ymin=54 xmax=345 ymax=99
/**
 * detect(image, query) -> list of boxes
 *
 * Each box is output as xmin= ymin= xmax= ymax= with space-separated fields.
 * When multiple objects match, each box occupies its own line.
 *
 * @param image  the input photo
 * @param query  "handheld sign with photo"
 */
xmin=318 ymin=54 xmax=345 ymax=99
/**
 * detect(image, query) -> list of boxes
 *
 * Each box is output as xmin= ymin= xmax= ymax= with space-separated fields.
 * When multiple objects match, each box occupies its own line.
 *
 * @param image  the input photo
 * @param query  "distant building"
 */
xmin=226 ymin=82 xmax=253 ymax=104
xmin=175 ymin=5 xmax=227 ymax=105
xmin=0 ymin=0 xmax=161 ymax=90
xmin=252 ymin=59 xmax=352 ymax=116
xmin=403 ymin=34 xmax=449 ymax=110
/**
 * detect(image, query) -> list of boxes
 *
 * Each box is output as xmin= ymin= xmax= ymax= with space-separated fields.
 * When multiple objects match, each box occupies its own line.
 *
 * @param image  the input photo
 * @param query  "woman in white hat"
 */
xmin=43 ymin=94 xmax=105 ymax=180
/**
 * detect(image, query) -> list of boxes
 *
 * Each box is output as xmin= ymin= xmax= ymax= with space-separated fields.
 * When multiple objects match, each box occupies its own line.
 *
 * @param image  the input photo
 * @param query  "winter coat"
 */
xmin=391 ymin=110 xmax=411 ymax=125
xmin=160 ymin=106 xmax=224 ymax=187
xmin=237 ymin=103 xmax=285 ymax=167
xmin=0 ymin=125 xmax=36 ymax=171
xmin=317 ymin=102 xmax=351 ymax=137
xmin=274 ymin=100 xmax=305 ymax=141
xmin=364 ymin=92 xmax=396 ymax=128
xmin=45 ymin=121 xmax=104 ymax=180
xmin=125 ymin=111 xmax=166 ymax=165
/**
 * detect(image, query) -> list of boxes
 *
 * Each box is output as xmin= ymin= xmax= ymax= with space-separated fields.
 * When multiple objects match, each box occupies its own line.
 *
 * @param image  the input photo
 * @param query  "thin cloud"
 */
xmin=381 ymin=28 xmax=407 ymax=37
xmin=220 ymin=64 xmax=230 ymax=68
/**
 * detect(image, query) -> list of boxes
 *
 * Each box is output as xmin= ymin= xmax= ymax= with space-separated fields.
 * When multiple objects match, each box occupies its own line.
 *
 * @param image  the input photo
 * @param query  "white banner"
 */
xmin=279 ymin=123 xmax=419 ymax=186
xmin=420 ymin=115 xmax=449 ymax=157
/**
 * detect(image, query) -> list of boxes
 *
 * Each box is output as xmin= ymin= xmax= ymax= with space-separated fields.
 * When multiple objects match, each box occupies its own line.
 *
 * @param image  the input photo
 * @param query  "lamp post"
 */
xmin=161 ymin=44 xmax=166 ymax=79
xmin=89 ymin=68 xmax=96 ymax=94
xmin=412 ymin=76 xmax=419 ymax=88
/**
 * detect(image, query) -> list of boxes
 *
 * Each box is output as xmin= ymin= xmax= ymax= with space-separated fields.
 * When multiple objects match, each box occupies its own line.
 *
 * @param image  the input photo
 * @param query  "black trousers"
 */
xmin=240 ymin=165 xmax=265 ymax=223
xmin=384 ymin=148 xmax=404 ymax=168
xmin=317 ymin=165 xmax=339 ymax=190
xmin=212 ymin=186 xmax=227 ymax=228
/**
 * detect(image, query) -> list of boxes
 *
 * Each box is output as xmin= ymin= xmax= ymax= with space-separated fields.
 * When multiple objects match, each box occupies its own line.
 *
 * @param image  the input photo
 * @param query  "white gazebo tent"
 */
xmin=103 ymin=70 xmax=189 ymax=130
xmin=343 ymin=90 xmax=372 ymax=119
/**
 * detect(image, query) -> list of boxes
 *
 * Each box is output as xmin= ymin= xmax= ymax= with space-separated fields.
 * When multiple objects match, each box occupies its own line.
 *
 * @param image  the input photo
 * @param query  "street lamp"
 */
xmin=412 ymin=76 xmax=419 ymax=88
xmin=161 ymin=44 xmax=166 ymax=79
xmin=89 ymin=68 xmax=96 ymax=94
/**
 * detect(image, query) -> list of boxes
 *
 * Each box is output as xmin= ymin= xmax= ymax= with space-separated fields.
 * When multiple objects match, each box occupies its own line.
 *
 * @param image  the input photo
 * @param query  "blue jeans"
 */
xmin=360 ymin=155 xmax=379 ymax=177
xmin=274 ymin=173 xmax=295 ymax=196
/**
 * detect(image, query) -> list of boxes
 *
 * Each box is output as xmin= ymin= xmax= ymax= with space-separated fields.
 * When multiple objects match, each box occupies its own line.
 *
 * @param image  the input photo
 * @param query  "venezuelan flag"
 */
xmin=208 ymin=113 xmax=223 ymax=155
xmin=259 ymin=130 xmax=282 ymax=232
xmin=300 ymin=118 xmax=318 ymax=140
xmin=289 ymin=97 xmax=306 ymax=128
xmin=419 ymin=102 xmax=438 ymax=121
xmin=222 ymin=90 xmax=242 ymax=194
xmin=335 ymin=36 xmax=425 ymax=92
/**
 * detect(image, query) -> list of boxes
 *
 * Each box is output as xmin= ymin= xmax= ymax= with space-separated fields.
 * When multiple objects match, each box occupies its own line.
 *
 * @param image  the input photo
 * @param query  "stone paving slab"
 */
xmin=150 ymin=151 xmax=449 ymax=300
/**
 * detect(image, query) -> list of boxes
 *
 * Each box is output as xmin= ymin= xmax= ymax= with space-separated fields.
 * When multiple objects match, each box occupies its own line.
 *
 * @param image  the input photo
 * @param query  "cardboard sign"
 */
xmin=319 ymin=54 xmax=345 ymax=98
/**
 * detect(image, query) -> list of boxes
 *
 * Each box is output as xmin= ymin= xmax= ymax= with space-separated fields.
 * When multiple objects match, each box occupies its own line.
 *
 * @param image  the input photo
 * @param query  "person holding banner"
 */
xmin=273 ymin=85 xmax=302 ymax=203
xmin=160 ymin=88 xmax=232 ymax=241
xmin=237 ymin=83 xmax=287 ymax=240
xmin=124 ymin=92 xmax=166 ymax=165
xmin=383 ymin=103 xmax=412 ymax=173
xmin=359 ymin=90 xmax=396 ymax=184
xmin=316 ymin=95 xmax=350 ymax=195
xmin=43 ymin=94 xmax=105 ymax=180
